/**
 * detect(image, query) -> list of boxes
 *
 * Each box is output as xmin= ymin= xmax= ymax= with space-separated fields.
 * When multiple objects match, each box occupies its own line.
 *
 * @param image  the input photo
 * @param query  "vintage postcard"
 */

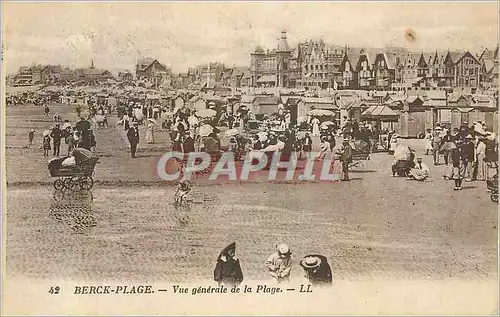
xmin=1 ymin=1 xmax=499 ymax=315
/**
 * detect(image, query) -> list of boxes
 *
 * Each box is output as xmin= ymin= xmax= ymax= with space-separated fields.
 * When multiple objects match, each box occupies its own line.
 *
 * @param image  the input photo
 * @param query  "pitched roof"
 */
xmin=484 ymin=59 xmax=495 ymax=72
xmin=383 ymin=52 xmax=398 ymax=69
xmin=447 ymin=92 xmax=467 ymax=103
xmin=454 ymin=51 xmax=480 ymax=65
xmin=362 ymin=105 xmax=398 ymax=117
xmin=471 ymin=94 xmax=494 ymax=104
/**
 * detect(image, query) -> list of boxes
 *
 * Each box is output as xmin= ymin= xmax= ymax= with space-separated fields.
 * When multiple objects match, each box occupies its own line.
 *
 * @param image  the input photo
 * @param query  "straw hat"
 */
xmin=277 ymin=243 xmax=291 ymax=256
xmin=465 ymin=134 xmax=473 ymax=139
xmin=300 ymin=256 xmax=322 ymax=270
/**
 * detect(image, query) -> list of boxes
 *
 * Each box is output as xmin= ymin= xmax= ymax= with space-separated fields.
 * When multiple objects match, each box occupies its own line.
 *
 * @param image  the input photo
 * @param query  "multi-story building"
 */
xmin=75 ymin=61 xmax=113 ymax=83
xmin=200 ymin=62 xmax=225 ymax=87
xmin=296 ymin=40 xmax=344 ymax=89
xmin=373 ymin=52 xmax=397 ymax=89
xmin=339 ymin=48 xmax=362 ymax=89
xmin=355 ymin=49 xmax=376 ymax=90
xmin=250 ymin=30 xmax=300 ymax=88
xmin=479 ymin=46 xmax=499 ymax=87
xmin=12 ymin=64 xmax=57 ymax=86
xmin=221 ymin=66 xmax=247 ymax=87
xmin=118 ymin=71 xmax=134 ymax=82
xmin=427 ymin=52 xmax=448 ymax=87
xmin=135 ymin=58 xmax=171 ymax=88
xmin=12 ymin=67 xmax=33 ymax=86
xmin=448 ymin=51 xmax=481 ymax=89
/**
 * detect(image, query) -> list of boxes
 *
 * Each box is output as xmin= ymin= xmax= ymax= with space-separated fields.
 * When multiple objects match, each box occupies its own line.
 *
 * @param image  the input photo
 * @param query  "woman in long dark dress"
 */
xmin=213 ymin=242 xmax=243 ymax=287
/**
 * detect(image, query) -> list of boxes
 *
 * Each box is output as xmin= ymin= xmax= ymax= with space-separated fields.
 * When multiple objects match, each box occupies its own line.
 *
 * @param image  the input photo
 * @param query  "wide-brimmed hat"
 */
xmin=133 ymin=121 xmax=139 ymax=125
xmin=342 ymin=138 xmax=350 ymax=142
xmin=465 ymin=134 xmax=473 ymax=139
xmin=300 ymin=256 xmax=322 ymax=270
xmin=435 ymin=126 xmax=442 ymax=131
xmin=277 ymin=243 xmax=291 ymax=255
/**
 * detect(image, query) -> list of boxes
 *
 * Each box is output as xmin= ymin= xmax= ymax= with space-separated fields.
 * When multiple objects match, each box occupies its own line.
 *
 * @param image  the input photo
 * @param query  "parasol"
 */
xmin=202 ymin=136 xmax=219 ymax=152
xmin=440 ymin=142 xmax=457 ymax=151
xmin=309 ymin=109 xmax=334 ymax=117
xmin=321 ymin=121 xmax=335 ymax=126
xmin=225 ymin=128 xmax=240 ymax=137
xmin=199 ymin=124 xmax=214 ymax=137
xmin=73 ymin=148 xmax=94 ymax=163
xmin=196 ymin=108 xmax=217 ymax=118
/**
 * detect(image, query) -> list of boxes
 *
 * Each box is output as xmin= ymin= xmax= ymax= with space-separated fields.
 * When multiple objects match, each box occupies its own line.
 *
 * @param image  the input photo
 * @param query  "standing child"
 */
xmin=43 ymin=134 xmax=51 ymax=156
xmin=27 ymin=129 xmax=35 ymax=148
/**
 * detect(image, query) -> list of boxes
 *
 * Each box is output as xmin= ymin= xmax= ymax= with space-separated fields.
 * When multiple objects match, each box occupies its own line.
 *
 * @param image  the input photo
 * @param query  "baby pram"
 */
xmin=48 ymin=148 xmax=99 ymax=190
xmin=391 ymin=145 xmax=415 ymax=177
xmin=487 ymin=173 xmax=498 ymax=203
xmin=349 ymin=140 xmax=371 ymax=171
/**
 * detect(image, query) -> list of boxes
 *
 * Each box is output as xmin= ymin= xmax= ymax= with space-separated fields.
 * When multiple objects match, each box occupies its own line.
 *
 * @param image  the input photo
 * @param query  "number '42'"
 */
xmin=49 ymin=286 xmax=60 ymax=294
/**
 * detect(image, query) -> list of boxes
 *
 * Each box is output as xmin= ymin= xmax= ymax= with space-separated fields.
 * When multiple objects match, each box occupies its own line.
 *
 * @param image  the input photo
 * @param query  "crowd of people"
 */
xmin=389 ymin=120 xmax=498 ymax=189
xmin=30 ymin=104 xmax=98 ymax=158
xmin=213 ymin=242 xmax=333 ymax=287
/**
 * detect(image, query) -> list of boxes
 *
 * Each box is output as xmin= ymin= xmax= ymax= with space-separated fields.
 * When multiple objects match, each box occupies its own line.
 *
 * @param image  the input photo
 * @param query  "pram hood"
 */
xmin=73 ymin=148 xmax=95 ymax=163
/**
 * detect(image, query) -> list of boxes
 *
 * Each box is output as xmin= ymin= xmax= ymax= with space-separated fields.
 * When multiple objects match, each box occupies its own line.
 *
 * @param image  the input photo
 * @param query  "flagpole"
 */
xmin=207 ymin=63 xmax=210 ymax=89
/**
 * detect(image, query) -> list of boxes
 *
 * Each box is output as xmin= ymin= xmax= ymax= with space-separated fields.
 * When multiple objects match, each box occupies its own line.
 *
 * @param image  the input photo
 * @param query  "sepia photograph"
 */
xmin=1 ymin=1 xmax=499 ymax=315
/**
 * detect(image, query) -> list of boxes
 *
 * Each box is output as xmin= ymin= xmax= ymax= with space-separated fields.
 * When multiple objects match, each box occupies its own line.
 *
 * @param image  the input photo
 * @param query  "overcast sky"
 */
xmin=3 ymin=2 xmax=499 ymax=74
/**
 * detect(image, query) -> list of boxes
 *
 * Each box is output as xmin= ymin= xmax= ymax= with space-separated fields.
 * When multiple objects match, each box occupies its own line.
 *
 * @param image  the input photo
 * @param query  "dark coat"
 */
xmin=183 ymin=137 xmax=195 ymax=153
xmin=303 ymin=254 xmax=333 ymax=285
xmin=213 ymin=258 xmax=243 ymax=286
xmin=253 ymin=140 xmax=262 ymax=150
xmin=51 ymin=128 xmax=63 ymax=143
xmin=127 ymin=127 xmax=140 ymax=144
xmin=465 ymin=141 xmax=475 ymax=162
xmin=76 ymin=120 xmax=91 ymax=132
xmin=341 ymin=144 xmax=353 ymax=163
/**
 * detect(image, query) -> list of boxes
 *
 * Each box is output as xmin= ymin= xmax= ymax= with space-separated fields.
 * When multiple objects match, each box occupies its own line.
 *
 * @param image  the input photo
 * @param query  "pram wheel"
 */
xmin=491 ymin=193 xmax=498 ymax=203
xmin=63 ymin=177 xmax=76 ymax=189
xmin=79 ymin=176 xmax=94 ymax=190
xmin=53 ymin=179 xmax=64 ymax=190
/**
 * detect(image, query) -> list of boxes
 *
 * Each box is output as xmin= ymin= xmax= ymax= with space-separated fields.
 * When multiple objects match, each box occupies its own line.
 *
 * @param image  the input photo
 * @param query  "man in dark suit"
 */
xmin=127 ymin=121 xmax=140 ymax=158
xmin=50 ymin=123 xmax=63 ymax=156
xmin=340 ymin=138 xmax=353 ymax=181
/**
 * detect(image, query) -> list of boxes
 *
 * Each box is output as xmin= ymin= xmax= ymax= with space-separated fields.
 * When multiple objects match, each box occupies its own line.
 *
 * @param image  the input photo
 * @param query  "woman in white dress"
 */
xmin=315 ymin=137 xmax=331 ymax=160
xmin=146 ymin=120 xmax=155 ymax=144
xmin=389 ymin=133 xmax=399 ymax=153
xmin=311 ymin=118 xmax=320 ymax=137
xmin=476 ymin=138 xmax=487 ymax=181
xmin=424 ymin=129 xmax=433 ymax=155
